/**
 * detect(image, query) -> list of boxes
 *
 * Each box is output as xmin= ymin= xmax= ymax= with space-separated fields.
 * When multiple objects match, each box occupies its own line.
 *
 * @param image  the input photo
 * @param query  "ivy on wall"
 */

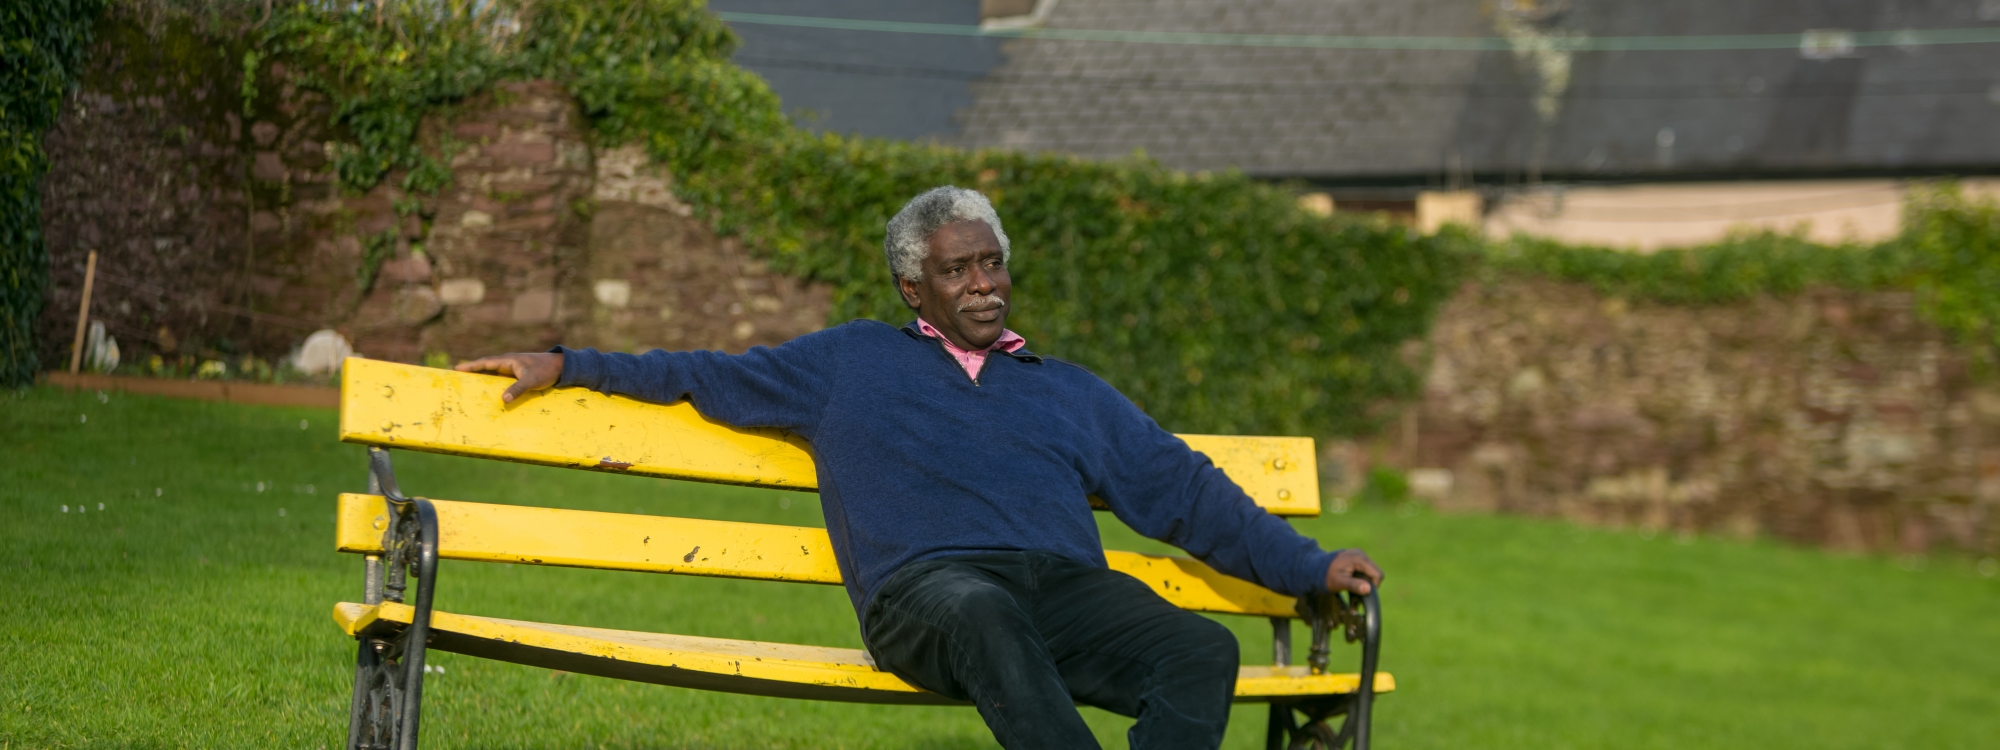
xmin=19 ymin=1 xmax=2000 ymax=433
xmin=1899 ymin=187 xmax=2000 ymax=367
xmin=250 ymin=0 xmax=1468 ymax=437
xmin=1 ymin=0 xmax=105 ymax=387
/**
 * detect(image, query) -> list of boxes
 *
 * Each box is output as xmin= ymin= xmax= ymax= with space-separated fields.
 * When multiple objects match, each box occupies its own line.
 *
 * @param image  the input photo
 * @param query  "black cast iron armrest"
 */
xmin=347 ymin=448 xmax=440 ymax=750
xmin=1266 ymin=587 xmax=1382 ymax=750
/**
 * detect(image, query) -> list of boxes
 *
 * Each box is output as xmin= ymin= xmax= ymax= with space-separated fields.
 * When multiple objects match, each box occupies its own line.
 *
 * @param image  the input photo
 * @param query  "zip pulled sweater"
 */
xmin=554 ymin=319 xmax=1339 ymax=622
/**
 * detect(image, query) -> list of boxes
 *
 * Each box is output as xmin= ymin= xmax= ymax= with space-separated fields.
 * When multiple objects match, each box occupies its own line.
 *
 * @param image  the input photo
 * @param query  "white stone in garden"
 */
xmin=439 ymin=278 xmax=486 ymax=305
xmin=294 ymin=329 xmax=354 ymax=375
xmin=85 ymin=321 xmax=119 ymax=373
xmin=1409 ymin=468 xmax=1455 ymax=500
xmin=593 ymin=279 xmax=631 ymax=308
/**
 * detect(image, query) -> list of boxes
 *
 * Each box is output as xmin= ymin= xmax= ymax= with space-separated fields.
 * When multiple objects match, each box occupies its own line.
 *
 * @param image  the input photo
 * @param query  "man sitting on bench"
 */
xmin=456 ymin=186 xmax=1383 ymax=750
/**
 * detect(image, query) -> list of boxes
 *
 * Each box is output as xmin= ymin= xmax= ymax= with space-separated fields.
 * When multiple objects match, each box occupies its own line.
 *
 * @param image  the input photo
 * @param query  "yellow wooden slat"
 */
xmin=333 ymin=602 xmax=1393 ymax=703
xmin=1179 ymin=434 xmax=1320 ymax=516
xmin=338 ymin=357 xmax=820 ymax=490
xmin=1103 ymin=551 xmax=1298 ymax=620
xmin=338 ymin=358 xmax=1319 ymax=515
xmin=335 ymin=493 xmax=1299 ymax=617
xmin=1237 ymin=666 xmax=1398 ymax=698
xmin=336 ymin=493 xmax=842 ymax=584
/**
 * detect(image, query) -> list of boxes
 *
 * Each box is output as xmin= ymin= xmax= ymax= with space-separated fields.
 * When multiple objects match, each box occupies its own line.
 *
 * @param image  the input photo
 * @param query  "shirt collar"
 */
xmin=915 ymin=318 xmax=1026 ymax=354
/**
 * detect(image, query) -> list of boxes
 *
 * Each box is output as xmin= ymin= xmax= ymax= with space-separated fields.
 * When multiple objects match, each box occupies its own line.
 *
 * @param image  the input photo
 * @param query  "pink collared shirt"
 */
xmin=916 ymin=318 xmax=1026 ymax=381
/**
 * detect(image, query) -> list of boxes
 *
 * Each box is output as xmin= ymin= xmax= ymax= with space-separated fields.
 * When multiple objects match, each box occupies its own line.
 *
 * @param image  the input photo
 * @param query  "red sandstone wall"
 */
xmin=1363 ymin=279 xmax=2000 ymax=555
xmin=37 ymin=21 xmax=829 ymax=369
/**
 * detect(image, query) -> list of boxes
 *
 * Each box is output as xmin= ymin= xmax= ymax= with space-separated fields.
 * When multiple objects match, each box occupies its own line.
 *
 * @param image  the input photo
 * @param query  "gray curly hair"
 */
xmin=883 ymin=186 xmax=1010 ymax=282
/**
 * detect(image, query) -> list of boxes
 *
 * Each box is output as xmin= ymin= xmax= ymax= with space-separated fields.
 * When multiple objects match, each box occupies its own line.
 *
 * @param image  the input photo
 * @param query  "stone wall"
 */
xmin=37 ymin=20 xmax=829 ymax=368
xmin=1381 ymin=278 xmax=2000 ymax=555
xmin=35 ymin=19 xmax=335 ymax=363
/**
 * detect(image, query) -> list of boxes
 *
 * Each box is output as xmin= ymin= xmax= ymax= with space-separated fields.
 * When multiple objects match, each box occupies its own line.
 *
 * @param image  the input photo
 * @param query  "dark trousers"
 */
xmin=862 ymin=551 xmax=1240 ymax=750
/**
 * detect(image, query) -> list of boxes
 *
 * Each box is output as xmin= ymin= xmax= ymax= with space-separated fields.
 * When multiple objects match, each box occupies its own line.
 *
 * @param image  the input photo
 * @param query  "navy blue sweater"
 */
xmin=556 ymin=320 xmax=1338 ymax=620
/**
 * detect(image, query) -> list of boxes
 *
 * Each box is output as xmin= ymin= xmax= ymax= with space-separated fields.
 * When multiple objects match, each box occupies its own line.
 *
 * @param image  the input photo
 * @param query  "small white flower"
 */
xmin=434 ymin=665 xmax=445 ymax=675
xmin=256 ymin=482 xmax=265 ymax=493
xmin=307 ymin=484 xmax=316 ymax=494
xmin=299 ymin=420 xmax=309 ymax=430
xmin=61 ymin=505 xmax=68 ymax=513
xmin=155 ymin=488 xmax=162 ymax=497
xmin=97 ymin=391 xmax=108 ymax=403
xmin=98 ymin=503 xmax=105 ymax=511
xmin=80 ymin=414 xmax=87 ymax=424
xmin=278 ymin=508 xmax=287 ymax=517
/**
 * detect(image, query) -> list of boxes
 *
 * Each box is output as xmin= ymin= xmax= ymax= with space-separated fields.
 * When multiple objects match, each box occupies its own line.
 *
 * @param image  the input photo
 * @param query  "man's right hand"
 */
xmin=455 ymin=352 xmax=564 ymax=403
xmin=1324 ymin=549 xmax=1383 ymax=597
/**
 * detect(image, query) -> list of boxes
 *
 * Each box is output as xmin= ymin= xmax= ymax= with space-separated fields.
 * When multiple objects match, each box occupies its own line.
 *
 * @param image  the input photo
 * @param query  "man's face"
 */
xmin=898 ymin=219 xmax=1012 ymax=350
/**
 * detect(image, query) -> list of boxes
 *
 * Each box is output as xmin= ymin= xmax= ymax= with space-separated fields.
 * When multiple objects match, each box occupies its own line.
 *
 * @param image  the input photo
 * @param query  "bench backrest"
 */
xmin=338 ymin=358 xmax=1321 ymax=515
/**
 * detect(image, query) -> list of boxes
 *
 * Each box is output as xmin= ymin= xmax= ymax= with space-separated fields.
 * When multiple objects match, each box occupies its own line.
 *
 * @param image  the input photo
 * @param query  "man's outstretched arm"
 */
xmin=454 ymin=327 xmax=844 ymax=435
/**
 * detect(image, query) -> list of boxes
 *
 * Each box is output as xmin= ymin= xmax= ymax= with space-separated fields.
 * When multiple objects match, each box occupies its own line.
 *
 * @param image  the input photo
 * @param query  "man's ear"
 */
xmin=896 ymin=276 xmax=923 ymax=310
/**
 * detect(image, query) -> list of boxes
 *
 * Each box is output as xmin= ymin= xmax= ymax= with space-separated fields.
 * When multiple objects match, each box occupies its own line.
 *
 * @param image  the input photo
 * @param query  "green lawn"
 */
xmin=4 ymin=385 xmax=1998 ymax=749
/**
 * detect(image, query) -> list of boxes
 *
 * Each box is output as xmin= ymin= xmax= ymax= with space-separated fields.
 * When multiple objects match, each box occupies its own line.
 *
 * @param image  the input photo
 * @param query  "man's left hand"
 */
xmin=1323 ymin=549 xmax=1383 ymax=596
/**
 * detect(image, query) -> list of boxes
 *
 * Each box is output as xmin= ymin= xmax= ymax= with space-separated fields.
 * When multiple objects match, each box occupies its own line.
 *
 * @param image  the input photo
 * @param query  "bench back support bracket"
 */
xmin=346 ymin=449 xmax=440 ymax=750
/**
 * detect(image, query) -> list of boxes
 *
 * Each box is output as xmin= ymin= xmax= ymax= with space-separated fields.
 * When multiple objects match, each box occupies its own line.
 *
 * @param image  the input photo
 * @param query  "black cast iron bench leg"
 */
xmin=346 ymin=448 xmax=440 ymax=750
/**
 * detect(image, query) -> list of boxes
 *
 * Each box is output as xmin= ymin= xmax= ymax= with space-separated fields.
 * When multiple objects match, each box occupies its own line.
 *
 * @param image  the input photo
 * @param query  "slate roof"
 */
xmin=710 ymin=0 xmax=1004 ymax=141
xmin=951 ymin=0 xmax=1490 ymax=179
xmin=718 ymin=0 xmax=2000 ymax=182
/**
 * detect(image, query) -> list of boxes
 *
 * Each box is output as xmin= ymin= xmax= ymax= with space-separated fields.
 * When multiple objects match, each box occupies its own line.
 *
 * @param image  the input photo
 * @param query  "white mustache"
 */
xmin=958 ymin=298 xmax=1007 ymax=313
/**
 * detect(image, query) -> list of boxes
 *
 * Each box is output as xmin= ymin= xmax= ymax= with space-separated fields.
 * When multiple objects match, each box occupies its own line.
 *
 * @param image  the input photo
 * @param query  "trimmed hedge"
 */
xmin=1 ymin=0 xmax=104 ymax=387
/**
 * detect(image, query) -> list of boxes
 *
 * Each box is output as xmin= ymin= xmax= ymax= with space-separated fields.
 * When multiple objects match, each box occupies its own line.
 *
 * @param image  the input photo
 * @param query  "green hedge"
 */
xmin=259 ymin=0 xmax=1468 ymax=437
xmin=1 ymin=0 xmax=104 ymax=387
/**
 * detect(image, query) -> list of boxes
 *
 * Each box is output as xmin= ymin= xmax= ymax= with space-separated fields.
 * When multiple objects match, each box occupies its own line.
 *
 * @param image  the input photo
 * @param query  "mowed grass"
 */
xmin=4 ymin=385 xmax=1998 ymax=749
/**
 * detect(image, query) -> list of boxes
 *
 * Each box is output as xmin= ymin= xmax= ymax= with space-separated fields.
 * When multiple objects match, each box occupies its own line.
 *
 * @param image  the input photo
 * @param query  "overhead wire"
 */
xmin=733 ymin=54 xmax=2000 ymax=101
xmin=717 ymin=11 xmax=2000 ymax=52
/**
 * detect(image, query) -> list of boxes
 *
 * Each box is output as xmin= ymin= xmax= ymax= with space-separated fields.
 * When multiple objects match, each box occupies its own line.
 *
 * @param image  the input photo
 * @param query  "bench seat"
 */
xmin=333 ymin=601 xmax=1396 ymax=705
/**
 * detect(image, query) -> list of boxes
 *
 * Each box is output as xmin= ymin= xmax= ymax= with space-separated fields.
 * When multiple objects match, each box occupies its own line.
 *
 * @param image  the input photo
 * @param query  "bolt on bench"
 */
xmin=331 ymin=358 xmax=1391 ymax=750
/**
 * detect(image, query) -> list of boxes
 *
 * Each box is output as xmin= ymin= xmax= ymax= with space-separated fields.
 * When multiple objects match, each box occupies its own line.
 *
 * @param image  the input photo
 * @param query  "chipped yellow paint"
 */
xmin=339 ymin=357 xmax=820 ymax=491
xmin=1102 ymin=551 xmax=1298 ymax=618
xmin=338 ymin=601 xmax=941 ymax=703
xmin=334 ymin=602 xmax=1392 ymax=703
xmin=1179 ymin=434 xmax=1320 ymax=516
xmin=336 ymin=493 xmax=842 ymax=584
xmin=1237 ymin=666 xmax=1398 ymax=697
xmin=336 ymin=493 xmax=1299 ymax=617
xmin=338 ymin=358 xmax=1319 ymax=515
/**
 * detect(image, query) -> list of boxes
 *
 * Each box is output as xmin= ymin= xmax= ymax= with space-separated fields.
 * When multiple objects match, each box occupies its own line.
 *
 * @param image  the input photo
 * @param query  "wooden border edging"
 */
xmin=41 ymin=371 xmax=340 ymax=409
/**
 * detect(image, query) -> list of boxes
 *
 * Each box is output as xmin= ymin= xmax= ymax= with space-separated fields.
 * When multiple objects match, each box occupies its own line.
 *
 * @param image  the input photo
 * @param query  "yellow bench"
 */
xmin=331 ymin=358 xmax=1389 ymax=750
